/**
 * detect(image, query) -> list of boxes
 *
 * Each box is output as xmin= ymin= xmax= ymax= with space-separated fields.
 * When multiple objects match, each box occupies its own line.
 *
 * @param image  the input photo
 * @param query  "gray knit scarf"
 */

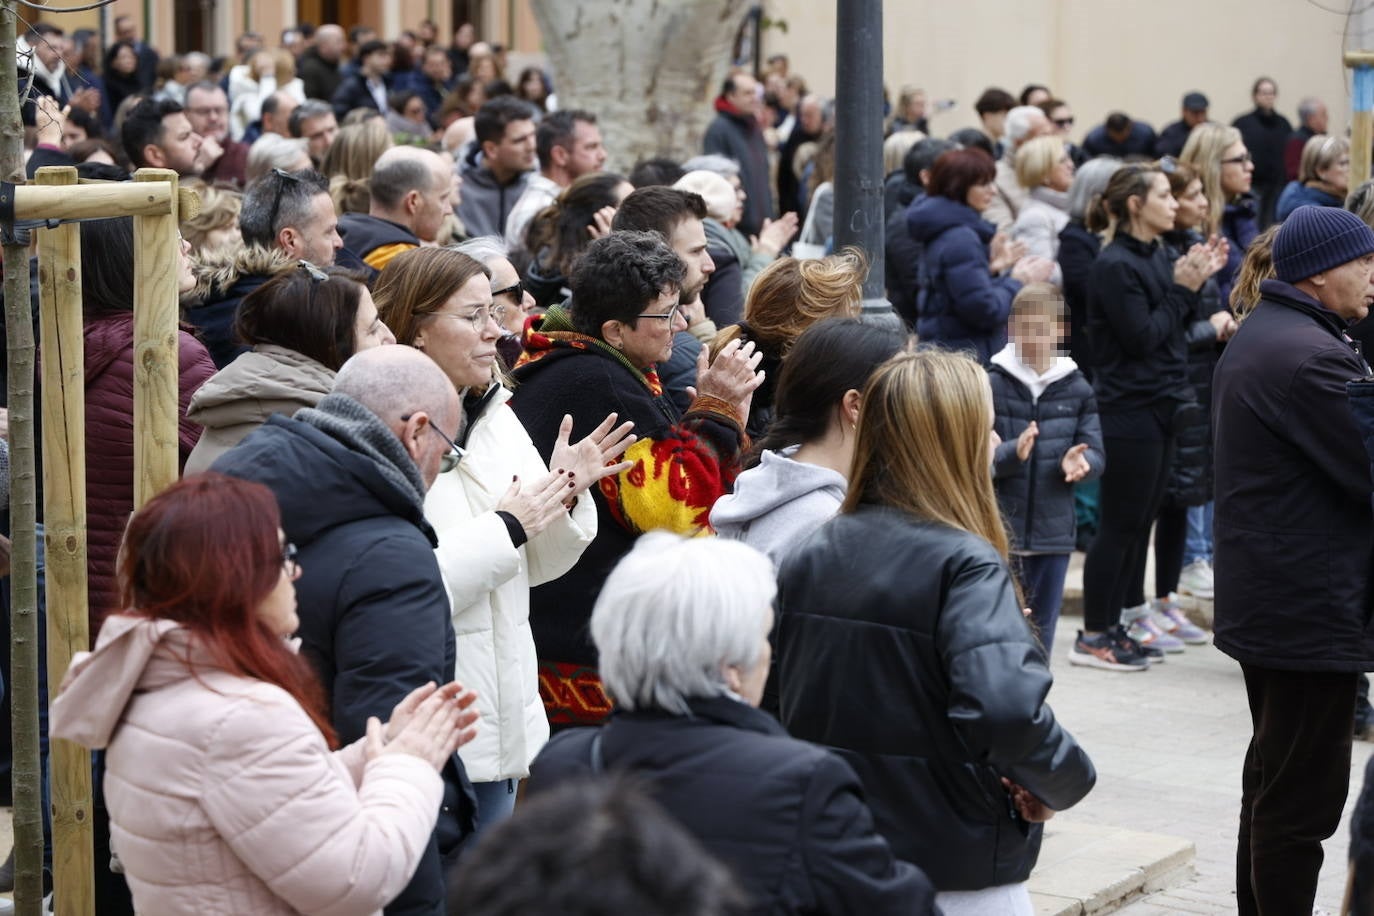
xmin=294 ymin=392 xmax=427 ymax=514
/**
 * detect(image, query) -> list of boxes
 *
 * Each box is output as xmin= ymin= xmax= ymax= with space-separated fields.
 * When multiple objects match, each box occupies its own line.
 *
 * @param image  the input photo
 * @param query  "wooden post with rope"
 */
xmin=1344 ymin=51 xmax=1374 ymax=188
xmin=15 ymin=168 xmax=200 ymax=916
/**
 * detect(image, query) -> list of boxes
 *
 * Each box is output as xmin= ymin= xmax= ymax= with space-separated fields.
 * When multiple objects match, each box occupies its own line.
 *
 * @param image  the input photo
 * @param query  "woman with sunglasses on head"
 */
xmin=1181 ymin=123 xmax=1259 ymax=306
xmin=1074 ymin=165 xmax=1227 ymax=671
xmin=373 ymin=246 xmax=635 ymax=830
xmin=185 ymin=263 xmax=396 ymax=474
xmin=1276 ymin=134 xmax=1351 ymax=223
xmin=50 ymin=473 xmax=481 ymax=916
xmin=507 ymin=232 xmax=763 ymax=733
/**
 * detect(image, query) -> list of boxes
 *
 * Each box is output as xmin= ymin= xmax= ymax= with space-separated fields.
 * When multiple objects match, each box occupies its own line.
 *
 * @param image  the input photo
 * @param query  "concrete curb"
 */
xmin=1029 ymin=822 xmax=1196 ymax=914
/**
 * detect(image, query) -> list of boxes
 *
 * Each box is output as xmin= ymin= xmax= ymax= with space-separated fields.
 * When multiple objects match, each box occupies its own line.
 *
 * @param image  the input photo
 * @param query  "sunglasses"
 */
xmin=267 ymin=167 xmax=305 ymax=234
xmin=492 ymin=280 xmax=524 ymax=302
xmin=1053 ymin=116 xmax=1074 ymax=128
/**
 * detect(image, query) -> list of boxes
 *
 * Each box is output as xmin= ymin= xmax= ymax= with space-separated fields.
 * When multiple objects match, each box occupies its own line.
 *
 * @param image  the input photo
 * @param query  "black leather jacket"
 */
xmin=775 ymin=505 xmax=1096 ymax=891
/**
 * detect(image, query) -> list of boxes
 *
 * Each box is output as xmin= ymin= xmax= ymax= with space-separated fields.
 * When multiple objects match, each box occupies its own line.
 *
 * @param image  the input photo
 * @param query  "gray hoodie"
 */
xmin=457 ymin=149 xmax=532 ymax=239
xmin=710 ymin=447 xmax=847 ymax=565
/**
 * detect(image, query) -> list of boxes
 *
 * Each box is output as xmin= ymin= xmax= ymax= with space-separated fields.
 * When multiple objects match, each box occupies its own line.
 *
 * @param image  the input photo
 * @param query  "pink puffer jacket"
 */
xmin=50 ymin=615 xmax=443 ymax=916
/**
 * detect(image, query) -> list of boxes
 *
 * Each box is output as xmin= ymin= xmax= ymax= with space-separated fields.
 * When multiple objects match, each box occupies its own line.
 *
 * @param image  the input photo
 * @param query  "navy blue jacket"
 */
xmin=1081 ymin=121 xmax=1157 ymax=159
xmin=1276 ymin=181 xmax=1343 ymax=223
xmin=1154 ymin=119 xmax=1193 ymax=158
xmin=885 ymin=187 xmax=923 ymax=329
xmin=906 ymin=194 xmax=1021 ymax=363
xmin=212 ymin=410 xmax=476 ymax=915
xmin=1213 ymin=280 xmax=1374 ymax=672
xmin=530 ymin=697 xmax=938 ymax=916
xmin=991 ymin=362 xmax=1105 ymax=552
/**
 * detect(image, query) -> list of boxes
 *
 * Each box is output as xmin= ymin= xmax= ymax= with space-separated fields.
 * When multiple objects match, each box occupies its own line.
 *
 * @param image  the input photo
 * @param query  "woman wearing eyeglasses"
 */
xmin=509 ymin=231 xmax=763 ymax=732
xmin=373 ymin=246 xmax=635 ymax=831
xmin=50 ymin=473 xmax=481 ymax=916
xmin=185 ymin=263 xmax=395 ymax=474
xmin=1181 ymin=123 xmax=1259 ymax=306
xmin=1276 ymin=134 xmax=1351 ymax=223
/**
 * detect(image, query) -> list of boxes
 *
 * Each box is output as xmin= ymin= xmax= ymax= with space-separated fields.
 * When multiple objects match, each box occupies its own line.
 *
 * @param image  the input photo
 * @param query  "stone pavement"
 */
xmin=1032 ymin=594 xmax=1372 ymax=913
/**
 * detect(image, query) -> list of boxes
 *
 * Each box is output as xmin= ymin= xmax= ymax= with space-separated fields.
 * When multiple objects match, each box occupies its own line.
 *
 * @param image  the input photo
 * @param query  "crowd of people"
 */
xmin=4 ymin=12 xmax=1374 ymax=916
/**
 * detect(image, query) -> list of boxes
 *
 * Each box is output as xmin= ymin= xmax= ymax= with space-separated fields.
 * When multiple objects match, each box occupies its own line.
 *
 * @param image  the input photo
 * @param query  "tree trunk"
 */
xmin=529 ymin=0 xmax=754 ymax=171
xmin=0 ymin=2 xmax=46 ymax=913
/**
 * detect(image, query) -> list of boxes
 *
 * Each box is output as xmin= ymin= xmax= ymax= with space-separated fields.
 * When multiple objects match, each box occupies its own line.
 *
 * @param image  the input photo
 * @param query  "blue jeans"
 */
xmin=471 ymin=779 xmax=519 ymax=835
xmin=1015 ymin=553 xmax=1071 ymax=658
xmin=1185 ymin=501 xmax=1214 ymax=565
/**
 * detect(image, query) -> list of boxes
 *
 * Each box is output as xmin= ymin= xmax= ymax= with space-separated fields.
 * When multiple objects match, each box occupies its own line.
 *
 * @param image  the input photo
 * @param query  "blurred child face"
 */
xmin=1010 ymin=308 xmax=1066 ymax=366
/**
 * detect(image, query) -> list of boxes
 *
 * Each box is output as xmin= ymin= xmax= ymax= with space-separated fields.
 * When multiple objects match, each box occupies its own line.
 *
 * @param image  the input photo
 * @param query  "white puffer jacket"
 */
xmin=428 ymin=385 xmax=596 ymax=783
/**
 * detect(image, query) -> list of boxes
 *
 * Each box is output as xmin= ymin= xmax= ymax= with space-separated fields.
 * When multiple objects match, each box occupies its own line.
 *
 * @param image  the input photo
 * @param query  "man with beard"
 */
xmin=611 ymin=187 xmax=718 ymax=412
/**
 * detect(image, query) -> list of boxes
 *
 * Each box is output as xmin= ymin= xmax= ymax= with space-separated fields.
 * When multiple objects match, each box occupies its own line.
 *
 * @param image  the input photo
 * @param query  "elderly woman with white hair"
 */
xmin=676 ymin=164 xmax=798 ymax=326
xmin=245 ymin=133 xmax=313 ymax=184
xmin=528 ymin=532 xmax=939 ymax=916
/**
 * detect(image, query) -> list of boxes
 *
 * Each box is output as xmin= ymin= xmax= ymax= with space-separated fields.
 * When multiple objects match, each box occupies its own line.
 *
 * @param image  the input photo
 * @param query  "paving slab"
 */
xmin=1049 ymin=555 xmax=1372 ymax=913
xmin=1029 ymin=822 xmax=1194 ymax=914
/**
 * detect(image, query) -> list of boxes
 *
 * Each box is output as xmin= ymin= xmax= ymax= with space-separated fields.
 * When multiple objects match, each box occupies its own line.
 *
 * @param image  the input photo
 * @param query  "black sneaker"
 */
xmin=1068 ymin=628 xmax=1150 ymax=671
xmin=1109 ymin=623 xmax=1164 ymax=665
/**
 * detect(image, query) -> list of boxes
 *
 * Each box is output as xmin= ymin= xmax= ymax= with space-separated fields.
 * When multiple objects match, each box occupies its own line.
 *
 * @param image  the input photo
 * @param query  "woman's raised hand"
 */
xmin=692 ymin=338 xmax=766 ymax=421
xmin=496 ymin=471 xmax=578 ymax=538
xmin=368 ymin=681 xmax=480 ymax=770
xmin=547 ymin=412 xmax=636 ymax=497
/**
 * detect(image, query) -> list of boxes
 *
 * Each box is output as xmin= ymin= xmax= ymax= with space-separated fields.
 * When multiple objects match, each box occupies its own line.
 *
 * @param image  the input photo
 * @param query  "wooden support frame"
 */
xmin=1345 ymin=52 xmax=1374 ymax=189
xmin=23 ymin=166 xmax=190 ymax=916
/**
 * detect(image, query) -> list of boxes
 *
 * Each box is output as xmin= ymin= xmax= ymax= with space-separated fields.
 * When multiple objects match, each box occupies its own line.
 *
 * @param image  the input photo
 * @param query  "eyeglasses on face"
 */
xmin=1053 ymin=116 xmax=1074 ymax=128
xmin=636 ymin=303 xmax=683 ymax=326
xmin=492 ymin=280 xmax=524 ymax=304
xmin=1221 ymin=152 xmax=1253 ymax=166
xmin=431 ymin=304 xmax=502 ymax=330
xmin=400 ymin=413 xmax=466 ymax=472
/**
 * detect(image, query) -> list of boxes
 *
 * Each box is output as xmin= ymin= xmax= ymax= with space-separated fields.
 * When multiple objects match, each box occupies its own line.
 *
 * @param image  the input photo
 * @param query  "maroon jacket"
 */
xmin=84 ymin=313 xmax=215 ymax=638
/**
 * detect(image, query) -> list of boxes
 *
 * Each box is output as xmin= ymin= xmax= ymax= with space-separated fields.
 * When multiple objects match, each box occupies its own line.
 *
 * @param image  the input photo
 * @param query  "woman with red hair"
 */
xmin=905 ymin=147 xmax=1054 ymax=363
xmin=50 ymin=473 xmax=481 ymax=916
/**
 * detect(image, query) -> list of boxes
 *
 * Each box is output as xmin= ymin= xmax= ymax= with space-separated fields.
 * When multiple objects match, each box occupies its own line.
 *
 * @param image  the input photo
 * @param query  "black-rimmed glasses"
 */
xmin=636 ymin=303 xmax=683 ymax=326
xmin=400 ymin=413 xmax=466 ymax=472
xmin=267 ymin=168 xmax=305 ymax=233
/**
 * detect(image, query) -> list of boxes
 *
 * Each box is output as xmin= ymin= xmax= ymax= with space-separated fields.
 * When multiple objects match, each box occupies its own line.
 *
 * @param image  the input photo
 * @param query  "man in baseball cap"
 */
xmin=1154 ymin=90 xmax=1211 ymax=157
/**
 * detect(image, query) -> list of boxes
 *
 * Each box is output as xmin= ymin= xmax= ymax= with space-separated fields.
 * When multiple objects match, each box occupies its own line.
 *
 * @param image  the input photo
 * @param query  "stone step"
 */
xmin=1029 ymin=822 xmax=1196 ymax=914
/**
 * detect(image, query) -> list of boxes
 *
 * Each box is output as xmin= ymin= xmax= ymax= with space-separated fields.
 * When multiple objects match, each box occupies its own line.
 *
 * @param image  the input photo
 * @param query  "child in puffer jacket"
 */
xmin=990 ymin=283 xmax=1105 ymax=655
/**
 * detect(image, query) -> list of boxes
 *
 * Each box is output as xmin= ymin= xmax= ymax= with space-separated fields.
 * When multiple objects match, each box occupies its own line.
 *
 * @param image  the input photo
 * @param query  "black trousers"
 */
xmin=1082 ymin=432 xmax=1174 ymax=631
xmin=1237 ymin=663 xmax=1356 ymax=916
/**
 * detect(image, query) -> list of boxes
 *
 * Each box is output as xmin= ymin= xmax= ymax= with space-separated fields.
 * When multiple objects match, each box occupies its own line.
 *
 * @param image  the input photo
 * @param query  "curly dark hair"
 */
xmin=569 ymin=231 xmax=686 ymax=338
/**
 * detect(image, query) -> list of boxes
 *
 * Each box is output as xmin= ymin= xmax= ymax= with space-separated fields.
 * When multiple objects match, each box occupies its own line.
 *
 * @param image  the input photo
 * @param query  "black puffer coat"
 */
xmin=990 ymin=358 xmax=1105 ymax=552
xmin=775 ymin=506 xmax=1096 ymax=891
xmin=529 ymin=697 xmax=939 ymax=916
xmin=1161 ymin=229 xmax=1225 ymax=507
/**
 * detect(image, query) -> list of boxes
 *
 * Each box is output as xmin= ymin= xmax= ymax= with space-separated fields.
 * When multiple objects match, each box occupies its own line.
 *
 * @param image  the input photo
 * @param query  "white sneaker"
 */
xmin=1178 ymin=559 xmax=1214 ymax=600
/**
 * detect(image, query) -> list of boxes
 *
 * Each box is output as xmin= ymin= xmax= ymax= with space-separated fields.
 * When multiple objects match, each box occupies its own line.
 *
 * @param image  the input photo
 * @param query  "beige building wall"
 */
xmin=764 ymin=0 xmax=1354 ymax=141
